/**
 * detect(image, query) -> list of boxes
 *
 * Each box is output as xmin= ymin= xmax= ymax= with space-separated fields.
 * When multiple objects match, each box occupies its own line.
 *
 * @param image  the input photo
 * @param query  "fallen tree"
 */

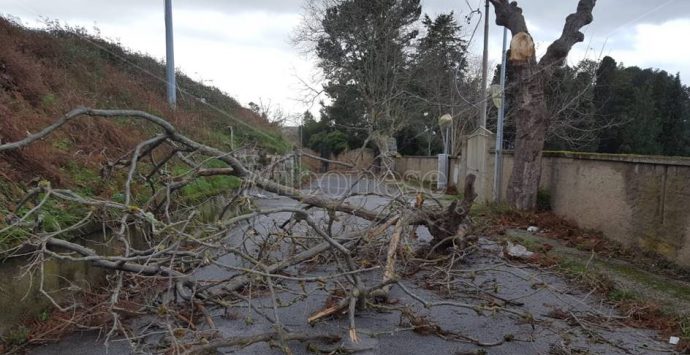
xmin=0 ymin=107 xmax=495 ymax=353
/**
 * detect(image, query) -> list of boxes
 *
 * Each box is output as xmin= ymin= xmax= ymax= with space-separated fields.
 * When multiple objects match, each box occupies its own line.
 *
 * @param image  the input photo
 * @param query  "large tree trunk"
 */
xmin=490 ymin=0 xmax=596 ymax=210
xmin=372 ymin=132 xmax=396 ymax=176
xmin=506 ymin=60 xmax=548 ymax=210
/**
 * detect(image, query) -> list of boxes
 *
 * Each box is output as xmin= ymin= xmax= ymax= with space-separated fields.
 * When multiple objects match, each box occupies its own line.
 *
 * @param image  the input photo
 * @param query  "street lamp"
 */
xmin=437 ymin=113 xmax=453 ymax=191
xmin=492 ymin=27 xmax=509 ymax=202
xmin=490 ymin=84 xmax=503 ymax=110
xmin=438 ymin=113 xmax=453 ymax=155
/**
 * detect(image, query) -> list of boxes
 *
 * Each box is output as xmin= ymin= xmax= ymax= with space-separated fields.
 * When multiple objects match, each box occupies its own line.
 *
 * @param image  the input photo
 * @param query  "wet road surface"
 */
xmin=30 ymin=175 xmax=675 ymax=354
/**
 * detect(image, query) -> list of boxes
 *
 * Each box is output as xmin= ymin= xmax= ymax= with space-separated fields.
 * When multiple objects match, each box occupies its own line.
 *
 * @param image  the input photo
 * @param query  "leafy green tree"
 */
xmin=592 ymin=63 xmax=689 ymax=156
xmin=594 ymin=56 xmax=620 ymax=153
xmin=298 ymin=3 xmax=478 ymax=158
xmin=658 ymin=74 xmax=686 ymax=155
xmin=395 ymin=122 xmax=442 ymax=155
xmin=301 ymin=0 xmax=422 ymax=168
xmin=400 ymin=12 xmax=469 ymax=155
xmin=494 ymin=53 xmax=690 ymax=157
xmin=618 ymin=77 xmax=661 ymax=154
xmin=320 ymin=84 xmax=368 ymax=149
xmin=544 ymin=60 xmax=598 ymax=151
xmin=308 ymin=130 xmax=349 ymax=158
xmin=301 ymin=110 xmax=350 ymax=171
xmin=410 ymin=13 xmax=468 ymax=118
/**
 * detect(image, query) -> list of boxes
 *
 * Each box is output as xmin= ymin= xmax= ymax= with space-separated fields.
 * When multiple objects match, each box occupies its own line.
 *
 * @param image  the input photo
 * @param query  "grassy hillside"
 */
xmin=0 ymin=17 xmax=290 ymax=223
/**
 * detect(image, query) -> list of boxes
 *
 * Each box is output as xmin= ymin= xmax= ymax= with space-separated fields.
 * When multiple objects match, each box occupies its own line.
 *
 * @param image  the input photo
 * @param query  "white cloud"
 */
xmin=608 ymin=19 xmax=690 ymax=79
xmin=169 ymin=10 xmax=311 ymax=115
xmin=1 ymin=3 xmax=315 ymax=120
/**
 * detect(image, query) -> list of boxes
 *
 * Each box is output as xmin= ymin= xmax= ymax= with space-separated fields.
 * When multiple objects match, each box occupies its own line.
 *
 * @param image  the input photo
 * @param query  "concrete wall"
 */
xmin=394 ymin=155 xmax=459 ymax=184
xmin=301 ymin=148 xmax=374 ymax=172
xmin=458 ymin=128 xmax=494 ymax=201
xmin=398 ymin=146 xmax=690 ymax=267
xmin=529 ymin=152 xmax=690 ymax=266
xmin=335 ymin=148 xmax=375 ymax=171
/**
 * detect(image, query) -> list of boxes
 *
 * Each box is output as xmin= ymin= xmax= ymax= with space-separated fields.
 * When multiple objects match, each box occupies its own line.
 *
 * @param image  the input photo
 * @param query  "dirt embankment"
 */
xmin=0 ymin=17 xmax=285 ymax=203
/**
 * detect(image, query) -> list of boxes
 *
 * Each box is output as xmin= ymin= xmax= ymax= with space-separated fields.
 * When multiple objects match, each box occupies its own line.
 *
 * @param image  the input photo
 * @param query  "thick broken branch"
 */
xmin=539 ymin=0 xmax=596 ymax=70
xmin=43 ymin=236 xmax=193 ymax=299
xmin=427 ymin=174 xmax=477 ymax=248
xmin=489 ymin=0 xmax=596 ymax=75
xmin=488 ymin=0 xmax=528 ymax=34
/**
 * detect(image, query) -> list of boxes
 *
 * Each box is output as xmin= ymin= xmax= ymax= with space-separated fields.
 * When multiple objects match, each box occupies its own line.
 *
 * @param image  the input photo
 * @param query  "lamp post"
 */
xmin=492 ymin=27 xmax=509 ymax=202
xmin=479 ymin=0 xmax=490 ymax=129
xmin=437 ymin=114 xmax=453 ymax=191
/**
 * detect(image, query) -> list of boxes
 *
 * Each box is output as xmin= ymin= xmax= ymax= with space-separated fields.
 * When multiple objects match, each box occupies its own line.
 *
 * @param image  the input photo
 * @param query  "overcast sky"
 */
xmin=1 ymin=0 xmax=689 ymax=122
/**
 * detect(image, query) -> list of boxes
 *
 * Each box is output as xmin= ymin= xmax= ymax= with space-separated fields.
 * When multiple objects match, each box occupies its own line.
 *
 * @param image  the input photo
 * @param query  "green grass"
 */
xmin=0 ymin=228 xmax=31 ymax=249
xmin=470 ymin=202 xmax=514 ymax=217
xmin=608 ymin=288 xmax=637 ymax=302
xmin=240 ymin=129 xmax=291 ymax=154
xmin=173 ymin=160 xmax=243 ymax=203
xmin=673 ymin=317 xmax=690 ymax=342
xmin=1 ymin=194 xmax=87 ymax=245
xmin=3 ymin=325 xmax=29 ymax=346
xmin=180 ymin=175 xmax=241 ymax=203
xmin=40 ymin=93 xmax=57 ymax=110
xmin=605 ymin=262 xmax=690 ymax=303
xmin=61 ymin=162 xmax=101 ymax=196
xmin=52 ymin=137 xmax=72 ymax=151
xmin=41 ymin=199 xmax=88 ymax=233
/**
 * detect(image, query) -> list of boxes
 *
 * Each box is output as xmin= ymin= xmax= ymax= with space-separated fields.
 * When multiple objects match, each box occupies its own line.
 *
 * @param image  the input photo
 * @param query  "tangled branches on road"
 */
xmin=0 ymin=108 xmax=502 ymax=353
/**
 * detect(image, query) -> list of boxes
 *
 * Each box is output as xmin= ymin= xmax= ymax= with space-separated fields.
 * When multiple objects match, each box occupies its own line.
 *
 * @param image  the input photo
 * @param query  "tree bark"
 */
xmin=489 ymin=0 xmax=596 ymax=210
xmin=506 ymin=60 xmax=548 ymax=210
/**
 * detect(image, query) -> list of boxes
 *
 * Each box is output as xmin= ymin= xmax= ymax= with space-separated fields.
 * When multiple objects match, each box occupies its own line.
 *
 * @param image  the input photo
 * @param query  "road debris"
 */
xmin=505 ymin=241 xmax=535 ymax=259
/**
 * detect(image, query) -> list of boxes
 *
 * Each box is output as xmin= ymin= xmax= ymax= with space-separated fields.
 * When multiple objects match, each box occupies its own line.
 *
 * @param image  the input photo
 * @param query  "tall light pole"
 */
xmin=437 ymin=114 xmax=453 ymax=191
xmin=479 ymin=0 xmax=490 ymax=129
xmin=493 ymin=27 xmax=509 ymax=202
xmin=165 ymin=0 xmax=177 ymax=108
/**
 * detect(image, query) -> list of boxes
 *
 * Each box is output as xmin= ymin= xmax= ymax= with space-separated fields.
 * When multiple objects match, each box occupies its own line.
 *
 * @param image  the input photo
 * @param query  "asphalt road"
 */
xmin=30 ymin=175 xmax=675 ymax=354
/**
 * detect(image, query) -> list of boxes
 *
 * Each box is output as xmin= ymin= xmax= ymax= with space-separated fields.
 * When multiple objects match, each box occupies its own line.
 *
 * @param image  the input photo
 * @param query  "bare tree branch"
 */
xmin=539 ymin=0 xmax=596 ymax=70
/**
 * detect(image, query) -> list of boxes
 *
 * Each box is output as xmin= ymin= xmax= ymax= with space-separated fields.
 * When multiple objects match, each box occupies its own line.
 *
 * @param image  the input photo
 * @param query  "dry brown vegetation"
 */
xmin=0 ymin=17 xmax=284 ymax=188
xmin=477 ymin=206 xmax=690 ymax=351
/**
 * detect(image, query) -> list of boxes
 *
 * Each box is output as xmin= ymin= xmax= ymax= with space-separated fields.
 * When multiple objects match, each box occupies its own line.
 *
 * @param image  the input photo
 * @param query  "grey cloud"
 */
xmin=8 ymin=0 xmax=689 ymax=34
xmin=2 ymin=0 xmax=689 ymax=85
xmin=520 ymin=0 xmax=690 ymax=32
xmin=420 ymin=0 xmax=690 ymax=60
xmin=481 ymin=0 xmax=690 ymax=41
xmin=1 ymin=0 xmax=302 ymax=25
xmin=421 ymin=1 xmax=689 ymax=35
xmin=173 ymin=0 xmax=304 ymax=14
xmin=1 ymin=0 xmax=158 ymax=22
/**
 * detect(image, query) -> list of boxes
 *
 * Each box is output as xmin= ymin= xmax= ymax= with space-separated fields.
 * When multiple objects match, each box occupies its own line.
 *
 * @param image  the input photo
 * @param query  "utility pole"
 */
xmin=165 ymin=0 xmax=177 ymax=108
xmin=493 ymin=27 xmax=508 ymax=202
xmin=479 ymin=0 xmax=490 ymax=129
